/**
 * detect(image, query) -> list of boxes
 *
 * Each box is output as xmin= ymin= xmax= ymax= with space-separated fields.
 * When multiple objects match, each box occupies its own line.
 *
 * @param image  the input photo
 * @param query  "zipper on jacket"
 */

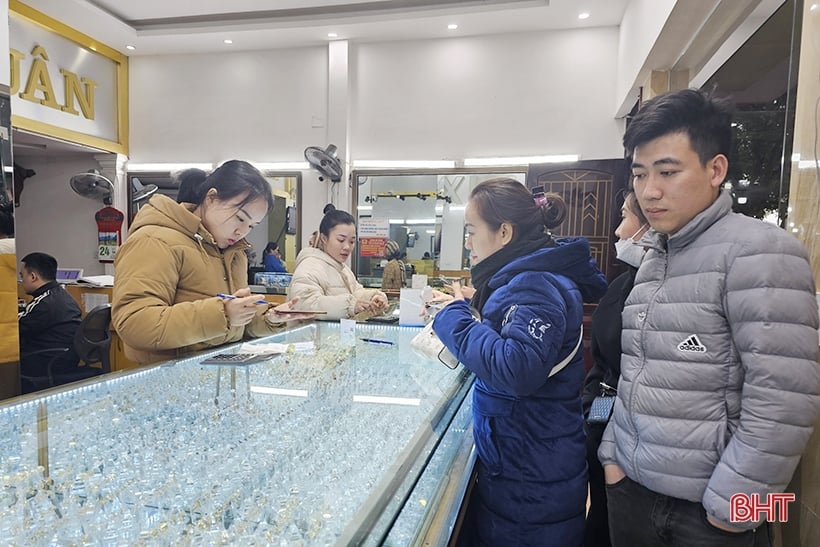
xmin=628 ymin=247 xmax=669 ymax=483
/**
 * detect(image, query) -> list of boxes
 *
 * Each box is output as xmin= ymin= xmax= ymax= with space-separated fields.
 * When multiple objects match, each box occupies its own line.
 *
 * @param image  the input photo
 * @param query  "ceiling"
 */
xmin=12 ymin=0 xmax=630 ymax=157
xmin=22 ymin=0 xmax=630 ymax=56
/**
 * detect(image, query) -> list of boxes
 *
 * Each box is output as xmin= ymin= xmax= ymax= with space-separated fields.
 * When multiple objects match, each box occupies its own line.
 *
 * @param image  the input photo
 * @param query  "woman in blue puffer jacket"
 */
xmin=433 ymin=178 xmax=607 ymax=546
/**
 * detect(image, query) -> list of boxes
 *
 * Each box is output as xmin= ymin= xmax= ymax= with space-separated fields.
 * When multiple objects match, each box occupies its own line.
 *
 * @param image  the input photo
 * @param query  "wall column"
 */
xmin=93 ymin=153 xmax=128 ymax=275
xmin=783 ymin=2 xmax=820 ymax=546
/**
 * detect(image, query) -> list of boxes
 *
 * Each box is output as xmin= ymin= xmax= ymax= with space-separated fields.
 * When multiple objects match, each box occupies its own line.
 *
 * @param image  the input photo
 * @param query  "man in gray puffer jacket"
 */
xmin=598 ymin=88 xmax=819 ymax=546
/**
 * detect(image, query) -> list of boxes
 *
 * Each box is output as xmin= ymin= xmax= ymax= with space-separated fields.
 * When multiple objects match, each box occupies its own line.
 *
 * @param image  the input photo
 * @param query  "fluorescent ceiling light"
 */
xmin=250 ymin=386 xmax=308 ymax=397
xmin=127 ymin=162 xmax=213 ymax=172
xmin=405 ymin=218 xmax=437 ymax=225
xmin=464 ymin=155 xmax=579 ymax=166
xmin=327 ymin=32 xmax=338 ymax=38
xmin=448 ymin=205 xmax=466 ymax=211
xmin=448 ymin=24 xmax=459 ymax=30
xmin=352 ymin=395 xmax=421 ymax=406
xmin=252 ymin=162 xmax=310 ymax=170
xmin=223 ymin=39 xmax=233 ymax=44
xmin=425 ymin=230 xmax=436 ymax=234
xmin=125 ymin=45 xmax=135 ymax=51
xmin=388 ymin=218 xmax=406 ymax=224
xmin=578 ymin=13 xmax=590 ymax=20
xmin=353 ymin=160 xmax=456 ymax=169
xmin=357 ymin=205 xmax=373 ymax=211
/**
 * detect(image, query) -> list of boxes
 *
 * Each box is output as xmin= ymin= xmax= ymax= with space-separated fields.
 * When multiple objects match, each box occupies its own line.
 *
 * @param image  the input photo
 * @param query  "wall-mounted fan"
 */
xmin=304 ymin=144 xmax=343 ymax=183
xmin=131 ymin=177 xmax=158 ymax=203
xmin=70 ymin=170 xmax=114 ymax=205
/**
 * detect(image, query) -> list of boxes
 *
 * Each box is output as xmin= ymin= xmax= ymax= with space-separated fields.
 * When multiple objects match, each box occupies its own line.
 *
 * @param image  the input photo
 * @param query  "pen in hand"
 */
xmin=360 ymin=338 xmax=395 ymax=346
xmin=216 ymin=293 xmax=269 ymax=305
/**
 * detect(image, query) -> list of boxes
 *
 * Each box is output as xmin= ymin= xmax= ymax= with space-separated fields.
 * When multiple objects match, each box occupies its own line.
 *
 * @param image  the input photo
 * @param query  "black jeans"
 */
xmin=606 ymin=475 xmax=772 ymax=547
xmin=584 ymin=421 xmax=611 ymax=547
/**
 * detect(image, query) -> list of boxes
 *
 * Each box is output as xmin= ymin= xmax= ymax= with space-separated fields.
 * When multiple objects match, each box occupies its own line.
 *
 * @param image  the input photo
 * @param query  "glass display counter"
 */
xmin=0 ymin=322 xmax=475 ymax=545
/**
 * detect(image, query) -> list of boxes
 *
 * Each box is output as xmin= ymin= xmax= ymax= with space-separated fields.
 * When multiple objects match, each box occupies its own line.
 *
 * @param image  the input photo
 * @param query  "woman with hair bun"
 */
xmin=288 ymin=204 xmax=387 ymax=319
xmin=431 ymin=178 xmax=607 ymax=546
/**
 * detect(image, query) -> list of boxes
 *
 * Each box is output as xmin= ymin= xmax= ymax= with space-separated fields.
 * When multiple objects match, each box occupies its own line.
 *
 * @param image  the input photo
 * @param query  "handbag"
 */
xmin=587 ymin=381 xmax=617 ymax=424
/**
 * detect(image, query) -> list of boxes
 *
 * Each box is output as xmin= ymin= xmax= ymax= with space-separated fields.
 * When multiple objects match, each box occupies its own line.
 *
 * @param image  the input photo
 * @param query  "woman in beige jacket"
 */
xmin=113 ymin=160 xmax=311 ymax=364
xmin=289 ymin=205 xmax=387 ymax=320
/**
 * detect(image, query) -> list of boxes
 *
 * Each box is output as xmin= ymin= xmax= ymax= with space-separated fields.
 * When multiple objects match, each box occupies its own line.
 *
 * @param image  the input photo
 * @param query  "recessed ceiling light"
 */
xmin=578 ymin=12 xmax=590 ymax=20
xmin=448 ymin=24 xmax=458 ymax=30
xmin=327 ymin=33 xmax=338 ymax=38
xmin=125 ymin=45 xmax=135 ymax=51
xmin=223 ymin=39 xmax=233 ymax=44
xmin=811 ymin=3 xmax=818 ymax=10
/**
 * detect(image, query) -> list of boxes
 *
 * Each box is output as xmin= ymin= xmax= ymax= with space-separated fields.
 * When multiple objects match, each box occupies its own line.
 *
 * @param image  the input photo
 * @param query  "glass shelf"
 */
xmin=0 ymin=322 xmax=474 ymax=545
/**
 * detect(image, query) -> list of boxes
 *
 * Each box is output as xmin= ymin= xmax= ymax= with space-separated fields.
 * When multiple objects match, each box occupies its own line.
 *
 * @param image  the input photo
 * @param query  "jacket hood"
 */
xmin=489 ymin=237 xmax=607 ymax=303
xmin=130 ymin=194 xmax=200 ymax=236
xmin=129 ymin=194 xmax=249 ymax=251
xmin=293 ymin=247 xmax=345 ymax=271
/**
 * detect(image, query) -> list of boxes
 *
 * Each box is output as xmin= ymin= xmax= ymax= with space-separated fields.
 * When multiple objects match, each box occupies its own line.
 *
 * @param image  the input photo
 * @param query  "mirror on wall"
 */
xmin=352 ymin=170 xmax=526 ymax=288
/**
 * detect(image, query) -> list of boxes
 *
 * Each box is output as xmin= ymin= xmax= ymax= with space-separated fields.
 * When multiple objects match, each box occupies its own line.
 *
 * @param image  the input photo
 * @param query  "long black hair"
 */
xmin=177 ymin=160 xmax=274 ymax=212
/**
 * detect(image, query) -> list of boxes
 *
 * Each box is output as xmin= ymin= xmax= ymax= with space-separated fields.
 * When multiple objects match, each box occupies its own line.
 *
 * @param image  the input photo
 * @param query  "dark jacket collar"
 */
xmin=30 ymin=280 xmax=60 ymax=298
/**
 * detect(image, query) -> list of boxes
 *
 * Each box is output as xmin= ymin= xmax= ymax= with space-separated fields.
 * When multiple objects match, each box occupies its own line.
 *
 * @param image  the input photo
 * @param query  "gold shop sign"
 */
xmin=10 ymin=45 xmax=98 ymax=121
xmin=9 ymin=0 xmax=129 ymax=155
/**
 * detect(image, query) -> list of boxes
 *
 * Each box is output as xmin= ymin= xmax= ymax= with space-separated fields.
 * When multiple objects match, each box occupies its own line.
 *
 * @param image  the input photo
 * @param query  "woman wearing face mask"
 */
xmin=581 ymin=190 xmax=649 ymax=547
xmin=288 ymin=205 xmax=388 ymax=320
xmin=431 ymin=178 xmax=607 ymax=546
xmin=112 ymin=160 xmax=311 ymax=365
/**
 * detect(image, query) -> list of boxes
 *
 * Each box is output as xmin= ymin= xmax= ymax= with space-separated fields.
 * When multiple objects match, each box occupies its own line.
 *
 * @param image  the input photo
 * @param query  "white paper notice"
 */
xmin=399 ymin=288 xmax=425 ymax=327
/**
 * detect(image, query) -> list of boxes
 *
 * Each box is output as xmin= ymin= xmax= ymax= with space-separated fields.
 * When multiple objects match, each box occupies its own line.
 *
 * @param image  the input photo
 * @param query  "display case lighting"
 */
xmin=250 ymin=386 xmax=309 ymax=397
xmin=352 ymin=395 xmax=421 ymax=406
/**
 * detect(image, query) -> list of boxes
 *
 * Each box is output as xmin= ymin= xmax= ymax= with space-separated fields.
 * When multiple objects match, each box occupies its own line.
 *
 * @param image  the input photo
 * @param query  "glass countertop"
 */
xmin=0 ymin=322 xmax=473 ymax=545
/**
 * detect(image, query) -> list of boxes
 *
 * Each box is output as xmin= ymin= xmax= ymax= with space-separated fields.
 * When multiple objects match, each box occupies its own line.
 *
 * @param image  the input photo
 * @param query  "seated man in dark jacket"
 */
xmin=18 ymin=252 xmax=82 ymax=392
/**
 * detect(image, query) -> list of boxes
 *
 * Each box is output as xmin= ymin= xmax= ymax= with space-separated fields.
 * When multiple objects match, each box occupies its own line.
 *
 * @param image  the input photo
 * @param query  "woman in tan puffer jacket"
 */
xmin=113 ymin=160 xmax=310 ymax=365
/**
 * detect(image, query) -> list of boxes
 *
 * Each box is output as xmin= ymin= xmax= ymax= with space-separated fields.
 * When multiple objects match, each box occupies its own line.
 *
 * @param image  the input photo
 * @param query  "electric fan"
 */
xmin=304 ymin=144 xmax=343 ymax=183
